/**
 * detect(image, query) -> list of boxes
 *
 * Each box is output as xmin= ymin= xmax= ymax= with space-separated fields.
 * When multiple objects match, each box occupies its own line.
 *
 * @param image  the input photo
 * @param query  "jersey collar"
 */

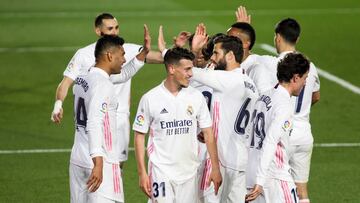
xmin=91 ymin=67 xmax=110 ymax=79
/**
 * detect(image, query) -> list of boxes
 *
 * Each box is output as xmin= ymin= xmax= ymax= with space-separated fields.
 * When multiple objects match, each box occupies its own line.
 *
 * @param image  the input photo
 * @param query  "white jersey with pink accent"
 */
xmin=191 ymin=67 xmax=259 ymax=171
xmin=63 ymin=42 xmax=143 ymax=114
xmin=257 ymin=52 xmax=320 ymax=145
xmin=241 ymin=54 xmax=275 ymax=94
xmin=71 ymin=68 xmax=120 ymax=168
xmin=249 ymin=85 xmax=295 ymax=187
xmin=133 ymin=82 xmax=212 ymax=183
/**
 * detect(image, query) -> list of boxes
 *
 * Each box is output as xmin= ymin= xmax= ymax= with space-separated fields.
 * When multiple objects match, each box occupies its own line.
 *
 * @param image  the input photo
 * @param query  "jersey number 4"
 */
xmin=76 ymin=97 xmax=87 ymax=127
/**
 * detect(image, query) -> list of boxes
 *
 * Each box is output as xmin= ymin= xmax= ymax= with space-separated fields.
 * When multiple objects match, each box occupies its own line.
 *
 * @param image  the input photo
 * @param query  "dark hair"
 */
xmin=95 ymin=13 xmax=115 ymax=28
xmin=202 ymin=33 xmax=226 ymax=61
xmin=275 ymin=18 xmax=300 ymax=44
xmin=230 ymin=22 xmax=256 ymax=50
xmin=277 ymin=53 xmax=310 ymax=83
xmin=164 ymin=47 xmax=195 ymax=68
xmin=95 ymin=35 xmax=125 ymax=61
xmin=213 ymin=35 xmax=243 ymax=63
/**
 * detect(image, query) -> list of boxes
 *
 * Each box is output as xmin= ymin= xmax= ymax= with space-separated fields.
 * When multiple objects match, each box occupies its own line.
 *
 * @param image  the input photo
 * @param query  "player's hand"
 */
xmin=87 ymin=164 xmax=103 ymax=192
xmin=173 ymin=31 xmax=192 ymax=48
xmin=245 ymin=184 xmax=263 ymax=201
xmin=197 ymin=132 xmax=205 ymax=143
xmin=158 ymin=25 xmax=166 ymax=53
xmin=143 ymin=24 xmax=151 ymax=53
xmin=235 ymin=6 xmax=251 ymax=24
xmin=51 ymin=100 xmax=63 ymax=123
xmin=192 ymin=23 xmax=208 ymax=54
xmin=139 ymin=173 xmax=152 ymax=198
xmin=208 ymin=167 xmax=222 ymax=195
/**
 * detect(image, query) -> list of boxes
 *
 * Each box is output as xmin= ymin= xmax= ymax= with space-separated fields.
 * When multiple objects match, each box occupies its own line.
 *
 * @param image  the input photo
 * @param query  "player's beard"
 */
xmin=214 ymin=58 xmax=227 ymax=71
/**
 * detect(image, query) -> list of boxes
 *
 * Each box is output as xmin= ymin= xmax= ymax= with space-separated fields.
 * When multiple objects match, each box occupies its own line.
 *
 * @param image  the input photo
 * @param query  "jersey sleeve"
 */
xmin=311 ymin=63 xmax=320 ymax=92
xmin=132 ymin=94 xmax=151 ymax=134
xmin=63 ymin=49 xmax=84 ymax=80
xmin=197 ymin=95 xmax=212 ymax=129
xmin=255 ymin=103 xmax=293 ymax=186
xmin=248 ymin=63 xmax=274 ymax=94
xmin=109 ymin=57 xmax=145 ymax=84
xmin=86 ymin=83 xmax=112 ymax=158
xmin=191 ymin=67 xmax=243 ymax=92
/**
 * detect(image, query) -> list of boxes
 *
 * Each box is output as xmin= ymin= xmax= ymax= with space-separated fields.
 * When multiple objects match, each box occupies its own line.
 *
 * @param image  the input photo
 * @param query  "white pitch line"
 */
xmin=0 ymin=46 xmax=79 ymax=53
xmin=0 ymin=8 xmax=360 ymax=18
xmin=259 ymin=43 xmax=360 ymax=95
xmin=0 ymin=147 xmax=135 ymax=155
xmin=0 ymin=144 xmax=359 ymax=155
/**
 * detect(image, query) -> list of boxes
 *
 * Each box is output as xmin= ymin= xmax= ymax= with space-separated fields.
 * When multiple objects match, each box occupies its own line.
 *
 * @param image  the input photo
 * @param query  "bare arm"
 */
xmin=202 ymin=127 xmax=222 ymax=195
xmin=51 ymin=76 xmax=74 ymax=123
xmin=134 ymin=131 xmax=151 ymax=198
xmin=311 ymin=91 xmax=320 ymax=106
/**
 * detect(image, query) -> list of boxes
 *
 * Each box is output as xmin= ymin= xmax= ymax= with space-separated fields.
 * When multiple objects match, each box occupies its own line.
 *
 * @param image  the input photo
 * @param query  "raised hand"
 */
xmin=235 ymin=6 xmax=251 ymax=24
xmin=158 ymin=25 xmax=166 ymax=52
xmin=191 ymin=23 xmax=208 ymax=53
xmin=173 ymin=31 xmax=192 ymax=48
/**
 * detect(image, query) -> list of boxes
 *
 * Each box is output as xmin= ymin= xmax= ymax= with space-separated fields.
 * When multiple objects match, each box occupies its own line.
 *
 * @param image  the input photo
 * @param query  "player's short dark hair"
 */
xmin=230 ymin=22 xmax=256 ymax=50
xmin=95 ymin=35 xmax=125 ymax=61
xmin=213 ymin=35 xmax=243 ymax=63
xmin=277 ymin=53 xmax=310 ymax=83
xmin=164 ymin=47 xmax=195 ymax=68
xmin=95 ymin=13 xmax=115 ymax=28
xmin=275 ymin=18 xmax=300 ymax=45
xmin=202 ymin=33 xmax=226 ymax=61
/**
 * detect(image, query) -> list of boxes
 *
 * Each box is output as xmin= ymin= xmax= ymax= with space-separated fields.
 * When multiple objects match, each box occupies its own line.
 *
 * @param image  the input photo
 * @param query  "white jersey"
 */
xmin=191 ymin=67 xmax=259 ymax=171
xmin=133 ymin=82 xmax=212 ymax=183
xmin=257 ymin=52 xmax=320 ymax=145
xmin=71 ymin=68 xmax=120 ymax=168
xmin=64 ymin=41 xmax=142 ymax=114
xmin=241 ymin=54 xmax=274 ymax=94
xmin=249 ymin=85 xmax=295 ymax=187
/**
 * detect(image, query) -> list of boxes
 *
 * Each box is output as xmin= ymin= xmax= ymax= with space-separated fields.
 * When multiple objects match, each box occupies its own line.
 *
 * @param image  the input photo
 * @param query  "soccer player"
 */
xmin=246 ymin=53 xmax=310 ymax=203
xmin=51 ymin=13 xmax=161 ymax=165
xmin=133 ymin=47 xmax=222 ymax=203
xmin=257 ymin=18 xmax=321 ymax=203
xmin=191 ymin=33 xmax=259 ymax=203
xmin=70 ymin=35 xmax=129 ymax=203
xmin=226 ymin=22 xmax=275 ymax=94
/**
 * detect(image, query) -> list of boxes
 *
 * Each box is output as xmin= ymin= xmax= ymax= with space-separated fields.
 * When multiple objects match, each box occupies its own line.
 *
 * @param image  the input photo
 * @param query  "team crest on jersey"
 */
xmin=135 ymin=115 xmax=145 ymax=126
xmin=282 ymin=120 xmax=292 ymax=132
xmin=101 ymin=102 xmax=108 ymax=113
xmin=186 ymin=105 xmax=194 ymax=116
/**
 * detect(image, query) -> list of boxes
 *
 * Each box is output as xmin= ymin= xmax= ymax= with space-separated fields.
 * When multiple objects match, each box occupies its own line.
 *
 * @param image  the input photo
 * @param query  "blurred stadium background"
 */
xmin=0 ymin=0 xmax=359 ymax=202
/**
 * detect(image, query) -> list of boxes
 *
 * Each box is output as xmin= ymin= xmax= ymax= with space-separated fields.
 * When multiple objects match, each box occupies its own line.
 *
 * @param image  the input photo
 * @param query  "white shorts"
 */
xmin=148 ymin=162 xmax=198 ymax=203
xmin=288 ymin=144 xmax=313 ymax=183
xmin=69 ymin=162 xmax=124 ymax=203
xmin=117 ymin=113 xmax=130 ymax=162
xmin=218 ymin=165 xmax=246 ymax=203
xmin=263 ymin=179 xmax=299 ymax=203
xmin=197 ymin=158 xmax=220 ymax=203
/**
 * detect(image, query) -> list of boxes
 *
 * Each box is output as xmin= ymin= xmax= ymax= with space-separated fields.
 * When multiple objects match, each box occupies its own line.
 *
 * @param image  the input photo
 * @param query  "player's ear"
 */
xmin=106 ymin=52 xmax=113 ymax=62
xmin=225 ymin=51 xmax=235 ymax=62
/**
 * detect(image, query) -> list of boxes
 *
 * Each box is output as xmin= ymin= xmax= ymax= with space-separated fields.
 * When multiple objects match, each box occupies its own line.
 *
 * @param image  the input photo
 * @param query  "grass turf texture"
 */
xmin=0 ymin=0 xmax=359 ymax=202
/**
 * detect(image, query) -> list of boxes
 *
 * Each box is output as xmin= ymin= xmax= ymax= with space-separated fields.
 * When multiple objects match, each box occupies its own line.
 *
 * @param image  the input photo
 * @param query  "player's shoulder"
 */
xmin=141 ymin=83 xmax=163 ymax=100
xmin=123 ymin=43 xmax=142 ymax=53
xmin=184 ymin=85 xmax=204 ymax=98
xmin=76 ymin=42 xmax=96 ymax=55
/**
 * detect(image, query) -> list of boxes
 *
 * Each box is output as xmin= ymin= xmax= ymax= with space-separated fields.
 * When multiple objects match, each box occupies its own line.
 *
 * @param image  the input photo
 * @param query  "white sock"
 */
xmin=299 ymin=199 xmax=310 ymax=203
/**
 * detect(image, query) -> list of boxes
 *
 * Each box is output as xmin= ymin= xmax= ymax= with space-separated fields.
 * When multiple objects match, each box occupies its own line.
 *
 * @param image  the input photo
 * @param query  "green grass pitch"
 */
xmin=0 ymin=0 xmax=360 ymax=202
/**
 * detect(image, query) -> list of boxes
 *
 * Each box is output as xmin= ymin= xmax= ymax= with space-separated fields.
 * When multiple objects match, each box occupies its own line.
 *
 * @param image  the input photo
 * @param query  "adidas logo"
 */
xmin=122 ymin=150 xmax=127 ymax=155
xmin=160 ymin=108 xmax=168 ymax=114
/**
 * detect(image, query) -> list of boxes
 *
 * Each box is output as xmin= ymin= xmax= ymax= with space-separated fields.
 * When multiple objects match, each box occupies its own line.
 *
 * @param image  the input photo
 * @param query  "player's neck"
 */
xmin=226 ymin=62 xmax=241 ymax=71
xmin=242 ymin=50 xmax=250 ymax=62
xmin=279 ymin=82 xmax=294 ymax=97
xmin=278 ymin=43 xmax=296 ymax=54
xmin=164 ymin=78 xmax=181 ymax=96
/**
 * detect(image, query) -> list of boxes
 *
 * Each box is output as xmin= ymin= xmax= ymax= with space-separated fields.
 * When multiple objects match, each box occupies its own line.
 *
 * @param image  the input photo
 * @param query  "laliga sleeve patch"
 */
xmin=135 ymin=115 xmax=145 ymax=126
xmin=101 ymin=102 xmax=108 ymax=113
xmin=282 ymin=120 xmax=292 ymax=132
